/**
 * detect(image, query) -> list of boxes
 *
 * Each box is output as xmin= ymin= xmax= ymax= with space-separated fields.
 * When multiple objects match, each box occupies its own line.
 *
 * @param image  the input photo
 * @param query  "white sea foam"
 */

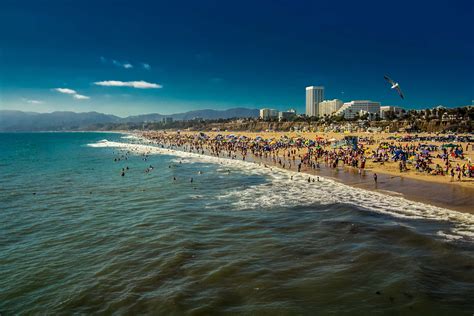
xmin=121 ymin=135 xmax=141 ymax=140
xmin=88 ymin=140 xmax=474 ymax=241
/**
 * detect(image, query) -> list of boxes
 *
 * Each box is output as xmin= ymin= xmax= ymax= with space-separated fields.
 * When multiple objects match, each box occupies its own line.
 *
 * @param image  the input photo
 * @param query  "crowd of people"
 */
xmin=141 ymin=131 xmax=474 ymax=183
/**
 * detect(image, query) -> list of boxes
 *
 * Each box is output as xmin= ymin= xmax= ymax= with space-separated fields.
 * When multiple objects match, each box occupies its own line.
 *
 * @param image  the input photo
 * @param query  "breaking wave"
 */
xmin=88 ymin=140 xmax=474 ymax=241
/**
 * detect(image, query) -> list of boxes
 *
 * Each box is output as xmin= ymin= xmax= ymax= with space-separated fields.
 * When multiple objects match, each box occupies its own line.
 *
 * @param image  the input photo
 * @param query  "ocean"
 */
xmin=1 ymin=132 xmax=473 ymax=314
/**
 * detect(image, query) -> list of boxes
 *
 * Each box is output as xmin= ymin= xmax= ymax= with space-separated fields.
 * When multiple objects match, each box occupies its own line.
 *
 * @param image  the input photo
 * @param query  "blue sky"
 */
xmin=0 ymin=0 xmax=472 ymax=116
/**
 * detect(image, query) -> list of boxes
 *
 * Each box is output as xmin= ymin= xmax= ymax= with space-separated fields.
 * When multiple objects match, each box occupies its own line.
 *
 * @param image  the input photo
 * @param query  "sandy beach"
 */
xmin=178 ymin=131 xmax=473 ymax=187
xmin=139 ymin=130 xmax=474 ymax=213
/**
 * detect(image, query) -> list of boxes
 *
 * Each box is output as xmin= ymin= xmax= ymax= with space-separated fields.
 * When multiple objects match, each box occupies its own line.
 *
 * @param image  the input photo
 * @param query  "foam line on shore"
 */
xmin=88 ymin=139 xmax=474 ymax=241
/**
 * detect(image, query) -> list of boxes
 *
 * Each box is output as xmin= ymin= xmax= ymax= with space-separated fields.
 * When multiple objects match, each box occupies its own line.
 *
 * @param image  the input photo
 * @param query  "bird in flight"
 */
xmin=384 ymin=75 xmax=404 ymax=99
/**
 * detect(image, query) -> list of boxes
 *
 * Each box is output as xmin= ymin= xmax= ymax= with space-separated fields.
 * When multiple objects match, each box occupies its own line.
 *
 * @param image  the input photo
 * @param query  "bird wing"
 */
xmin=384 ymin=75 xmax=395 ymax=85
xmin=395 ymin=86 xmax=404 ymax=99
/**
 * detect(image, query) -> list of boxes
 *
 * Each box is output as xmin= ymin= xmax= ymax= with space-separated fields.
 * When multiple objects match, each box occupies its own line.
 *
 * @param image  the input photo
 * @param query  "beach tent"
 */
xmin=442 ymin=143 xmax=457 ymax=148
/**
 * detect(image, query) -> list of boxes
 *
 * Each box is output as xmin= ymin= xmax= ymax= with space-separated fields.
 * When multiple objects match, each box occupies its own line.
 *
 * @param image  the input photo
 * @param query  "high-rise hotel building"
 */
xmin=305 ymin=86 xmax=324 ymax=117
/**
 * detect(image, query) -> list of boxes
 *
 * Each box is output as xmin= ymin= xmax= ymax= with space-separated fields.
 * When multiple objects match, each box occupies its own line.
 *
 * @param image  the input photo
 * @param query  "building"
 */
xmin=380 ymin=106 xmax=404 ymax=119
xmin=259 ymin=108 xmax=279 ymax=120
xmin=318 ymin=99 xmax=343 ymax=117
xmin=161 ymin=117 xmax=173 ymax=123
xmin=305 ymin=86 xmax=324 ymax=117
xmin=278 ymin=109 xmax=297 ymax=121
xmin=334 ymin=100 xmax=381 ymax=119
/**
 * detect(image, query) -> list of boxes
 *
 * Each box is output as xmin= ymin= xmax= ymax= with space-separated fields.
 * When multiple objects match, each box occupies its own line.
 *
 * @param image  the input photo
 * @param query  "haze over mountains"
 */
xmin=0 ymin=108 xmax=259 ymax=131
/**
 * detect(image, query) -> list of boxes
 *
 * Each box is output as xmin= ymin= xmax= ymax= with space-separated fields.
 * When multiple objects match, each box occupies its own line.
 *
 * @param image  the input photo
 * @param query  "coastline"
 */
xmin=122 ymin=131 xmax=474 ymax=214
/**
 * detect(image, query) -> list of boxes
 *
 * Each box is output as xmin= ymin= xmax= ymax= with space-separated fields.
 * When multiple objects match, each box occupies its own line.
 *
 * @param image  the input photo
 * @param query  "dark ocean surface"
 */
xmin=1 ymin=132 xmax=473 ymax=315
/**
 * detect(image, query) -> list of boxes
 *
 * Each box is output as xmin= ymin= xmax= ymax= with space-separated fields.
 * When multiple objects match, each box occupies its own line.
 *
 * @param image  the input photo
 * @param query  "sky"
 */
xmin=0 ymin=0 xmax=473 ymax=117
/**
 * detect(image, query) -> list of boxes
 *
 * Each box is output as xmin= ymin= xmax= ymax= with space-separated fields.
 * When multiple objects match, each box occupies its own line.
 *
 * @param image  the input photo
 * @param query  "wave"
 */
xmin=87 ymin=140 xmax=474 ymax=241
xmin=121 ymin=135 xmax=142 ymax=140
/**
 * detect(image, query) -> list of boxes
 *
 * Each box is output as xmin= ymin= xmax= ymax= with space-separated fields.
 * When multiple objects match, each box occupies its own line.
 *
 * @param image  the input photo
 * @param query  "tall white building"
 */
xmin=305 ymin=86 xmax=324 ymax=117
xmin=318 ymin=99 xmax=343 ymax=117
xmin=334 ymin=100 xmax=381 ymax=119
xmin=259 ymin=108 xmax=279 ymax=120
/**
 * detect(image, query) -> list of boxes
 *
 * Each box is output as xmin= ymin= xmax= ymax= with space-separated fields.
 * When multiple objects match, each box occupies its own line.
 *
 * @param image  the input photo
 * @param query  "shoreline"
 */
xmin=134 ymin=131 xmax=474 ymax=214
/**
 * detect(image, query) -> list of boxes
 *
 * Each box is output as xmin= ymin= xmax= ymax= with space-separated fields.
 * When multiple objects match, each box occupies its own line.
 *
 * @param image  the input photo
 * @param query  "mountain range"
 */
xmin=0 ymin=108 xmax=259 ymax=131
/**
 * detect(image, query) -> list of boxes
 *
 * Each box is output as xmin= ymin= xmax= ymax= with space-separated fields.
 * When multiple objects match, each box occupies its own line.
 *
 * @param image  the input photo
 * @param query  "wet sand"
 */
xmin=139 ymin=132 xmax=474 ymax=214
xmin=236 ymin=148 xmax=474 ymax=214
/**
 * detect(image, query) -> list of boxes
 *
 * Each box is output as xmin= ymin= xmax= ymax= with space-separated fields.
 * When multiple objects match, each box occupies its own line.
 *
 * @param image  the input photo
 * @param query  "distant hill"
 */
xmin=0 ymin=108 xmax=259 ymax=131
xmin=0 ymin=110 xmax=120 ymax=131
xmin=172 ymin=108 xmax=259 ymax=121
xmin=124 ymin=108 xmax=259 ymax=122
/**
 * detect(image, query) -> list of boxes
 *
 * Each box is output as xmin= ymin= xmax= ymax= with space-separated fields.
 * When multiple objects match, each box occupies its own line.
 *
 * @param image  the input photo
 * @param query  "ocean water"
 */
xmin=1 ymin=132 xmax=473 ymax=314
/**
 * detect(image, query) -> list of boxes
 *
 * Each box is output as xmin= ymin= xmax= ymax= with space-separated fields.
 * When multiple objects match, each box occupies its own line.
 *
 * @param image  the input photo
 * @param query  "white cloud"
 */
xmin=94 ymin=80 xmax=162 ymax=89
xmin=73 ymin=94 xmax=90 ymax=100
xmin=55 ymin=88 xmax=77 ymax=94
xmin=26 ymin=99 xmax=44 ymax=104
xmin=54 ymin=87 xmax=89 ymax=100
xmin=111 ymin=59 xmax=133 ymax=69
xmin=101 ymin=56 xmax=150 ymax=70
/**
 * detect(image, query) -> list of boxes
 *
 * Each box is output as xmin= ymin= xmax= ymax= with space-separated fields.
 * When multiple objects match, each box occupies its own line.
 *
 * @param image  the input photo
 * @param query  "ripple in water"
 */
xmin=0 ymin=133 xmax=473 ymax=314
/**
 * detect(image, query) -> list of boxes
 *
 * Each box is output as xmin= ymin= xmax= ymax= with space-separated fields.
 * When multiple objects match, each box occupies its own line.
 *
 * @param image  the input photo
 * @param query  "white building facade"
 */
xmin=318 ymin=99 xmax=343 ymax=117
xmin=305 ymin=86 xmax=324 ymax=117
xmin=278 ymin=109 xmax=297 ymax=121
xmin=259 ymin=108 xmax=279 ymax=120
xmin=380 ymin=106 xmax=404 ymax=119
xmin=334 ymin=100 xmax=381 ymax=119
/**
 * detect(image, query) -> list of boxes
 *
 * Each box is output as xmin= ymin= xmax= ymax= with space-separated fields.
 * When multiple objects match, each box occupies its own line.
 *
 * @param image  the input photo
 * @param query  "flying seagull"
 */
xmin=384 ymin=75 xmax=404 ymax=99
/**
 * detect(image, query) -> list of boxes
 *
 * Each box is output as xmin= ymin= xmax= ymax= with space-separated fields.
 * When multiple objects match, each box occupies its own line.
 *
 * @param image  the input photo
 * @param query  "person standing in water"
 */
xmin=373 ymin=173 xmax=377 ymax=183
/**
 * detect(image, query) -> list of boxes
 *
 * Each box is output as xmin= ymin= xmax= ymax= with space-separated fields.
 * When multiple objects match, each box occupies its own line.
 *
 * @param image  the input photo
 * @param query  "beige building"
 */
xmin=278 ymin=109 xmax=297 ymax=121
xmin=380 ymin=106 xmax=404 ymax=119
xmin=318 ymin=99 xmax=343 ymax=117
xmin=259 ymin=108 xmax=279 ymax=120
